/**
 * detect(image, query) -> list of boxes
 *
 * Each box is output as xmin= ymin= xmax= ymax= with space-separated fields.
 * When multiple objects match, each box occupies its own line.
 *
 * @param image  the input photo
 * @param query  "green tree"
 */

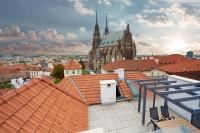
xmin=79 ymin=59 xmax=85 ymax=69
xmin=53 ymin=64 xmax=64 ymax=80
xmin=0 ymin=83 xmax=14 ymax=89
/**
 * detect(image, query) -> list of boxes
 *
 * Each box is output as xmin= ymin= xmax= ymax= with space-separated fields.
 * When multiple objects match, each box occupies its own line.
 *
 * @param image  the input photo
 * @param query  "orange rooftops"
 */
xmin=64 ymin=59 xmax=82 ymax=70
xmin=60 ymin=72 xmax=148 ymax=104
xmin=102 ymin=59 xmax=158 ymax=72
xmin=158 ymin=59 xmax=200 ymax=73
xmin=155 ymin=54 xmax=187 ymax=66
xmin=0 ymin=78 xmax=88 ymax=133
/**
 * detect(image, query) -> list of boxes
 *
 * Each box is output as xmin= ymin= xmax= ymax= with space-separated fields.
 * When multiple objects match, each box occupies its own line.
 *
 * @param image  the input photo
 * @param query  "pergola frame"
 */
xmin=134 ymin=78 xmax=200 ymax=126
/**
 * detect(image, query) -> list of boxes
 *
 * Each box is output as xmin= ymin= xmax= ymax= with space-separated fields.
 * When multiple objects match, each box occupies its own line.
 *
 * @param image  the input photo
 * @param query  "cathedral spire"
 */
xmin=126 ymin=24 xmax=130 ymax=32
xmin=96 ymin=10 xmax=98 ymax=25
xmin=104 ymin=12 xmax=109 ymax=35
xmin=94 ymin=9 xmax=100 ymax=36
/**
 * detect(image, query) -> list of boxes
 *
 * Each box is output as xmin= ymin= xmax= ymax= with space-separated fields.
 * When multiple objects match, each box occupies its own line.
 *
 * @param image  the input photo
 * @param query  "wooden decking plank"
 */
xmin=156 ymin=118 xmax=184 ymax=125
xmin=156 ymin=117 xmax=200 ymax=132
xmin=157 ymin=119 xmax=186 ymax=127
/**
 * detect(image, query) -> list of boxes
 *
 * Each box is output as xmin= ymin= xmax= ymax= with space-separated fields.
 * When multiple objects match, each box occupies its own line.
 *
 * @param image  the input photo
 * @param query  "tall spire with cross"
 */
xmin=94 ymin=9 xmax=100 ymax=36
xmin=104 ymin=12 xmax=109 ymax=35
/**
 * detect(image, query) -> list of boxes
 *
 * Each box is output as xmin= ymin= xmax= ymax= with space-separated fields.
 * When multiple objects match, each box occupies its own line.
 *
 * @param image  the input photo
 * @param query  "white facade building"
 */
xmin=64 ymin=59 xmax=82 ymax=77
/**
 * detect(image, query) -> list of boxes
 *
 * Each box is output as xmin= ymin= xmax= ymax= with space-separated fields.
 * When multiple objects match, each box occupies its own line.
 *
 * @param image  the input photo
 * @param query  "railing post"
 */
xmin=142 ymin=87 xmax=147 ymax=125
xmin=138 ymin=85 xmax=142 ymax=113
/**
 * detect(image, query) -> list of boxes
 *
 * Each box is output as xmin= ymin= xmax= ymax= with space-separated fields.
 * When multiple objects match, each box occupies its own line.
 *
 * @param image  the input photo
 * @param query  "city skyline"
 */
xmin=0 ymin=0 xmax=200 ymax=55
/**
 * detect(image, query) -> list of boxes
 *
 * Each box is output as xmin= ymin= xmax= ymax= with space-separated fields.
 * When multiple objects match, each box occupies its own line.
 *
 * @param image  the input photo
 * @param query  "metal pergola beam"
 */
xmin=158 ymin=87 xmax=200 ymax=95
xmin=193 ymin=108 xmax=200 ymax=114
xmin=147 ymin=83 xmax=200 ymax=89
xmin=174 ymin=95 xmax=200 ymax=102
xmin=152 ymin=90 xmax=194 ymax=113
xmin=136 ymin=77 xmax=200 ymax=126
xmin=135 ymin=78 xmax=168 ymax=83
xmin=139 ymin=80 xmax=177 ymax=86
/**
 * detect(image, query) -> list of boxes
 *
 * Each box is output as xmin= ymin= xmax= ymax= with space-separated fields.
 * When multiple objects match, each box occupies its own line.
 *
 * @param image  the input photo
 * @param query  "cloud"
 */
xmin=38 ymin=28 xmax=65 ymax=44
xmin=66 ymin=33 xmax=78 ymax=41
xmin=0 ymin=26 xmax=25 ymax=39
xmin=27 ymin=31 xmax=38 ymax=41
xmin=118 ymin=0 xmax=132 ymax=6
xmin=0 ymin=26 xmax=90 ymax=55
xmin=97 ymin=0 xmax=112 ymax=6
xmin=109 ymin=19 xmax=127 ymax=31
xmin=134 ymin=33 xmax=200 ymax=55
xmin=161 ymin=0 xmax=200 ymax=3
xmin=74 ymin=1 xmax=94 ymax=15
xmin=80 ymin=26 xmax=86 ymax=32
xmin=98 ymin=0 xmax=131 ymax=6
xmin=134 ymin=3 xmax=200 ymax=28
xmin=134 ymin=14 xmax=174 ymax=28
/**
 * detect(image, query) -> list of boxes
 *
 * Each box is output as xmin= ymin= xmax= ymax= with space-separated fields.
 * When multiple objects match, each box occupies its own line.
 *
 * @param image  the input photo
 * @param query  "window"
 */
xmin=72 ymin=71 xmax=75 ymax=74
xmin=66 ymin=71 xmax=68 ymax=74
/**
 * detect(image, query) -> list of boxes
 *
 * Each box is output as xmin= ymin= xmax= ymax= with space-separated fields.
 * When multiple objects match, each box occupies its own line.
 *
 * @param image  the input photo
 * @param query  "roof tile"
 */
xmin=60 ymin=72 xmax=147 ymax=104
xmin=102 ymin=59 xmax=158 ymax=71
xmin=0 ymin=78 xmax=88 ymax=133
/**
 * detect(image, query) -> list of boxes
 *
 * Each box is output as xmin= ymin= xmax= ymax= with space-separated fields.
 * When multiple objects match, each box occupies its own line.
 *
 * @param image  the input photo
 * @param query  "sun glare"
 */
xmin=166 ymin=38 xmax=188 ymax=53
xmin=171 ymin=39 xmax=187 ymax=49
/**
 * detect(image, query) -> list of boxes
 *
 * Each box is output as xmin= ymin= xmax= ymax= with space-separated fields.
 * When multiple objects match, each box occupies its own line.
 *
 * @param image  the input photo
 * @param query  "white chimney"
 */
xmin=100 ymin=80 xmax=117 ymax=105
xmin=123 ymin=57 xmax=125 ymax=60
xmin=112 ymin=57 xmax=115 ymax=62
xmin=117 ymin=68 xmax=124 ymax=80
xmin=154 ymin=59 xmax=159 ymax=64
xmin=135 ymin=57 xmax=137 ymax=60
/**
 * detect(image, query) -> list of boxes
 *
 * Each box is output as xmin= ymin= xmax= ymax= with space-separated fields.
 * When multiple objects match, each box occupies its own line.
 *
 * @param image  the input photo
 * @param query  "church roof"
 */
xmin=99 ymin=31 xmax=124 ymax=47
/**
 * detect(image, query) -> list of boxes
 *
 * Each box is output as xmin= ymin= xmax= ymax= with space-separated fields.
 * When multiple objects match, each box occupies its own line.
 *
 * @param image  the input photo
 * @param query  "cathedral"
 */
xmin=89 ymin=11 xmax=137 ymax=71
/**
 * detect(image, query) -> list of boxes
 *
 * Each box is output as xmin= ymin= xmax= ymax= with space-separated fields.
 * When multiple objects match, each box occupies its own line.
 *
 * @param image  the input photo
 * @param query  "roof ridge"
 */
xmin=68 ymin=77 xmax=88 ymax=104
xmin=40 ymin=78 xmax=88 ymax=105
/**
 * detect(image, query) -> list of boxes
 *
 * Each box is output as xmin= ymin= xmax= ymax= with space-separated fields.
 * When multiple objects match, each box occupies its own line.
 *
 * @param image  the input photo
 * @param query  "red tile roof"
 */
xmin=118 ymin=80 xmax=132 ymax=100
xmin=155 ymin=54 xmax=187 ymax=66
xmin=0 ymin=69 xmax=20 ymax=75
xmin=102 ymin=59 xmax=158 ymax=72
xmin=0 ymin=89 xmax=14 ymax=96
xmin=158 ymin=60 xmax=200 ymax=73
xmin=60 ymin=73 xmax=147 ymax=104
xmin=0 ymin=78 xmax=88 ymax=133
xmin=0 ymin=64 xmax=40 ymax=72
xmin=64 ymin=59 xmax=82 ymax=70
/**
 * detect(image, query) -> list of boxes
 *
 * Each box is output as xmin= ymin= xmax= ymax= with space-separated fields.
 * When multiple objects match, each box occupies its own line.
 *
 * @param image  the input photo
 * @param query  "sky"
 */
xmin=0 ymin=0 xmax=200 ymax=55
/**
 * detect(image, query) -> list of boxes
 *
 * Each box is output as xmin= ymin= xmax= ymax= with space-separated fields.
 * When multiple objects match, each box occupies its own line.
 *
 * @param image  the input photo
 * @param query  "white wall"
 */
xmin=100 ymin=80 xmax=117 ymax=105
xmin=64 ymin=69 xmax=82 ymax=77
xmin=167 ymin=75 xmax=200 ymax=121
xmin=30 ymin=71 xmax=51 ymax=78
